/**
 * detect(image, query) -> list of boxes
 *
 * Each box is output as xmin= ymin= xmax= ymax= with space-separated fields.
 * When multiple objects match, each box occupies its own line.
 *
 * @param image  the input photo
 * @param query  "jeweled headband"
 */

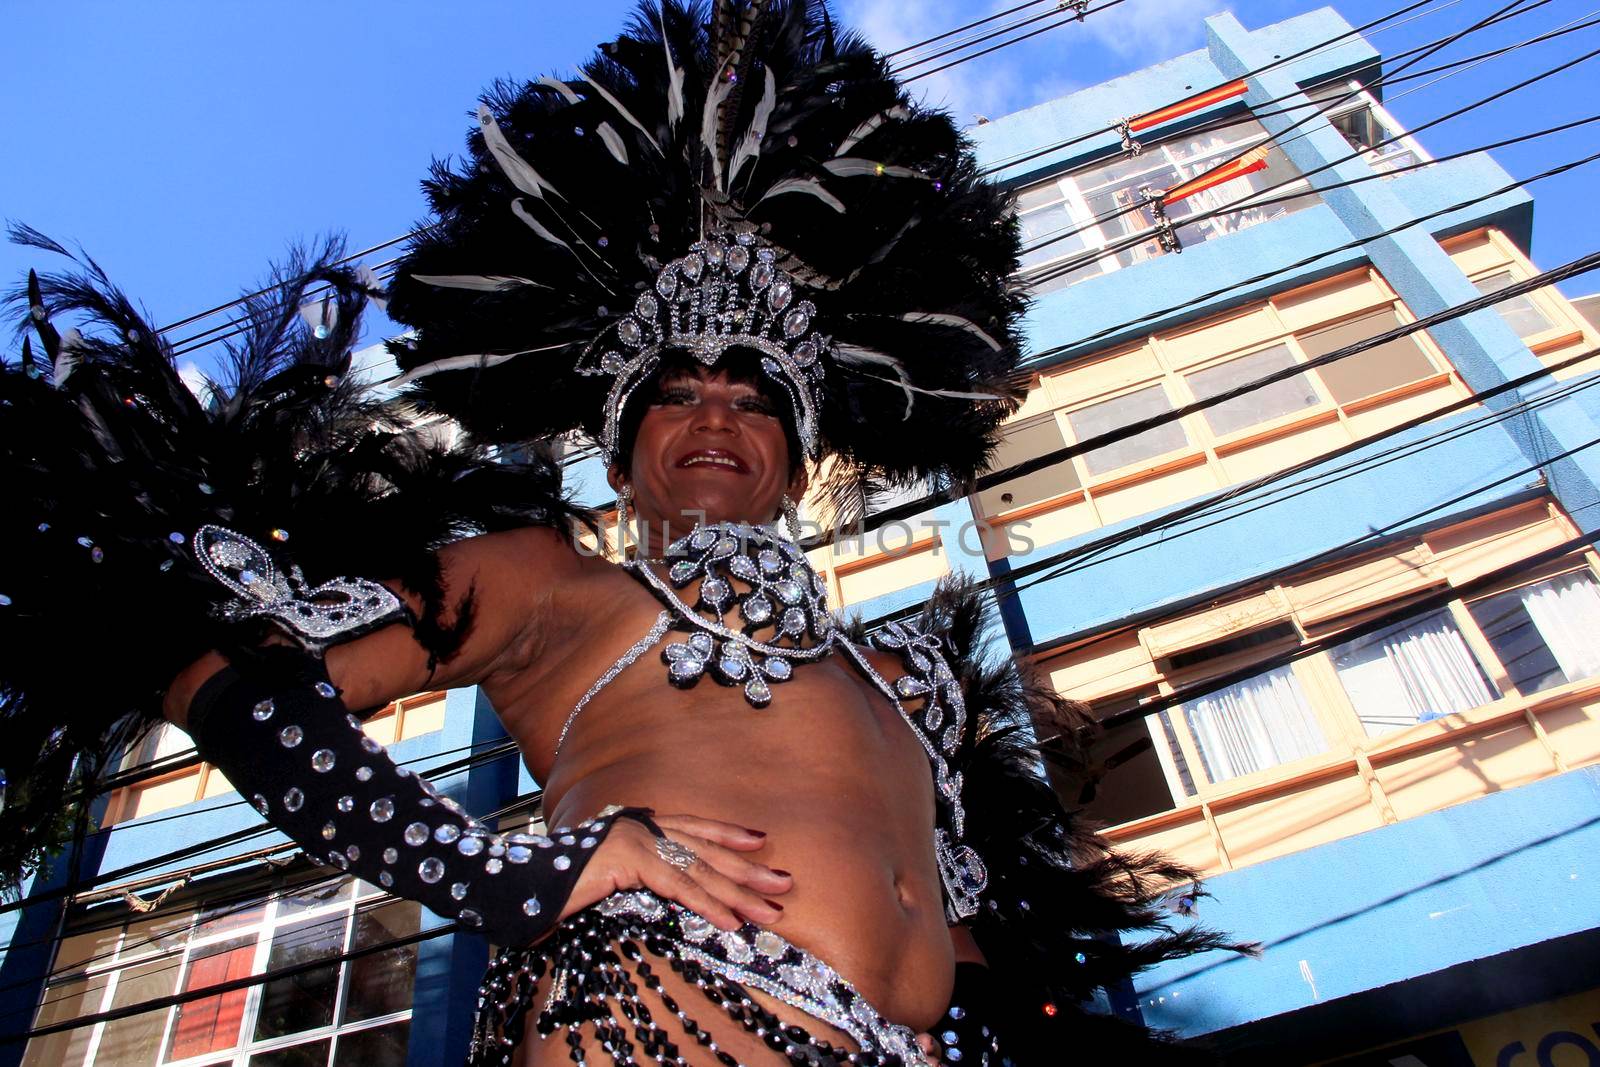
xmin=579 ymin=230 xmax=824 ymax=463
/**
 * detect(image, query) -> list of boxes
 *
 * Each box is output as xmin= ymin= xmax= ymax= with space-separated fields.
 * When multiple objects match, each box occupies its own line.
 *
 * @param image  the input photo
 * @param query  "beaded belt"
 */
xmin=470 ymin=889 xmax=924 ymax=1066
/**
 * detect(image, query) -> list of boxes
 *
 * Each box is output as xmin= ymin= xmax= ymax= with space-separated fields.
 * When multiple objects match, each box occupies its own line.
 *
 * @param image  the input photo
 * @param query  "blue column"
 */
xmin=405 ymin=686 xmax=520 ymax=1066
xmin=1205 ymin=12 xmax=1600 ymax=529
xmin=0 ymin=794 xmax=111 ymax=1067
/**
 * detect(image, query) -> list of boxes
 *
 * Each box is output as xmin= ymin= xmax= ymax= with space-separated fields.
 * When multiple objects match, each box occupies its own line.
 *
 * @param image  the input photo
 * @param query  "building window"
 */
xmin=975 ymin=267 xmax=1462 ymax=534
xmin=1297 ymin=307 xmax=1438 ymax=404
xmin=22 ymin=878 xmax=418 ymax=1067
xmin=1468 ymin=570 xmax=1600 ymax=695
xmin=976 ymin=417 xmax=1081 ymax=515
xmin=1311 ymin=80 xmax=1429 ymax=175
xmin=1065 ymin=385 xmax=1188 ymax=477
xmin=1330 ymin=609 xmax=1500 ymax=738
xmin=1178 ymin=663 xmax=1329 ymax=784
xmin=1015 ymin=116 xmax=1319 ymax=294
xmin=1184 ymin=344 xmax=1322 ymax=438
xmin=1472 ymin=270 xmax=1557 ymax=340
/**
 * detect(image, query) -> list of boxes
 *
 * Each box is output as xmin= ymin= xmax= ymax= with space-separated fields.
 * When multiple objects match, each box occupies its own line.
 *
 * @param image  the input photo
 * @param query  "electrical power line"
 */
xmin=1040 ymin=138 xmax=1600 ymax=361
xmin=1008 ymin=7 xmax=1600 ymax=256
xmin=1024 ymin=0 xmax=1587 ymax=273
xmin=27 ymin=304 xmax=1600 ymax=922
xmin=143 ymin=0 xmax=1452 ymax=356
xmin=66 ymin=143 xmax=1600 ymax=827
xmin=1096 ymin=524 xmax=1600 ymax=732
xmin=859 ymin=340 xmax=1600 ymax=633
xmin=976 ymin=0 xmax=1464 ymax=178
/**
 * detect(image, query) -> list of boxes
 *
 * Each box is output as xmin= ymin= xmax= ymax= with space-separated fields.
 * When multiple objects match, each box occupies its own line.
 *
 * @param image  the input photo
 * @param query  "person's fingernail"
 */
xmin=744 ymin=827 xmax=767 ymax=837
xmin=771 ymin=869 xmax=792 ymax=878
xmin=764 ymin=899 xmax=784 ymax=911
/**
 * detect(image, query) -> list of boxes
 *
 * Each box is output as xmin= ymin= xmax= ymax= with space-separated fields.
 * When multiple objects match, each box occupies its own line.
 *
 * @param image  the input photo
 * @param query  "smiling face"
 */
xmin=607 ymin=352 xmax=809 ymax=553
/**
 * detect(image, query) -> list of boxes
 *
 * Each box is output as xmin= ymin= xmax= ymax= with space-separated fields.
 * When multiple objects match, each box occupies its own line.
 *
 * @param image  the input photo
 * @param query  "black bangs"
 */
xmin=612 ymin=348 xmax=805 ymax=478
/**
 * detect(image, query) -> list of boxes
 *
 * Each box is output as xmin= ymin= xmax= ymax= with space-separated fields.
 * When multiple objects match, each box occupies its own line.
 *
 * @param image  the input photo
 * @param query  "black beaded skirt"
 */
xmin=468 ymin=890 xmax=927 ymax=1067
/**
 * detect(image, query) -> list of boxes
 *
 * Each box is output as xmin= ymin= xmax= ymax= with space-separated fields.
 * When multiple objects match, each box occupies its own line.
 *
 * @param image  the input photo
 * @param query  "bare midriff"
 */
xmin=482 ymin=558 xmax=957 ymax=1061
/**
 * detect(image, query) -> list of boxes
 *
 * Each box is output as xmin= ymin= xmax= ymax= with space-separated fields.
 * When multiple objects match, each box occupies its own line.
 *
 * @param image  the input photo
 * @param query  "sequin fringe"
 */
xmin=469 ymin=893 xmax=922 ymax=1067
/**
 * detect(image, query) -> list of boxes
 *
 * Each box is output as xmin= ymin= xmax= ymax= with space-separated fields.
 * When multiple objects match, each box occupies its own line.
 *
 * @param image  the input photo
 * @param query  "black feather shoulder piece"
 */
xmin=848 ymin=579 xmax=1253 ymax=1062
xmin=0 ymin=228 xmax=593 ymax=895
xmin=387 ymin=0 xmax=1029 ymax=522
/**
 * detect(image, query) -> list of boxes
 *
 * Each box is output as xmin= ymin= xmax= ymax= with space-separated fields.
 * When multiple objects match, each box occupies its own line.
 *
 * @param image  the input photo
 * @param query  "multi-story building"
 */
xmin=4 ymin=8 xmax=1599 ymax=1065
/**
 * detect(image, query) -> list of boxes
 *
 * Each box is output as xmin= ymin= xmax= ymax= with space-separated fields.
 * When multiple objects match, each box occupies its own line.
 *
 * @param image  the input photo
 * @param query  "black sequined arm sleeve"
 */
xmin=187 ymin=655 xmax=629 ymax=945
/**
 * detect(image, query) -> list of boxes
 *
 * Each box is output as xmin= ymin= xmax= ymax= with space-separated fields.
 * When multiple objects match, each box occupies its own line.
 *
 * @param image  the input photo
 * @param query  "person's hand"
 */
xmin=915 ymin=1032 xmax=943 ymax=1064
xmin=562 ymin=813 xmax=792 ymax=929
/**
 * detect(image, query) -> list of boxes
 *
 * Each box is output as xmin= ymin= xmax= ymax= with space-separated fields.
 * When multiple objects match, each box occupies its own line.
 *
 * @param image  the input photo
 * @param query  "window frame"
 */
xmin=972 ymin=266 xmax=1467 ymax=539
xmin=1011 ymin=112 xmax=1321 ymax=295
xmin=26 ymin=879 xmax=418 ymax=1067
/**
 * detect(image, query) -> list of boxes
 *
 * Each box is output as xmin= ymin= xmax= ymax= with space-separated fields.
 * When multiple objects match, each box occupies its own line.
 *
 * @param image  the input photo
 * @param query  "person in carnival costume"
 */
xmin=1 ymin=2 xmax=1245 ymax=1063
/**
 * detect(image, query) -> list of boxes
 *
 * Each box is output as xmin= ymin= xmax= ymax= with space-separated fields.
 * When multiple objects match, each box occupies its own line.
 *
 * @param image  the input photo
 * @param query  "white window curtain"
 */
xmin=1520 ymin=571 xmax=1600 ymax=682
xmin=1332 ymin=610 xmax=1498 ymax=738
xmin=1181 ymin=664 xmax=1328 ymax=784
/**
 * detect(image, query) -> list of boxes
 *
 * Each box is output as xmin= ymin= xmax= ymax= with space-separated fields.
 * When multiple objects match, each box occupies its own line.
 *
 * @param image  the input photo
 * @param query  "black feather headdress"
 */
xmin=0 ymin=228 xmax=593 ymax=894
xmin=387 ymin=0 xmax=1029 ymax=520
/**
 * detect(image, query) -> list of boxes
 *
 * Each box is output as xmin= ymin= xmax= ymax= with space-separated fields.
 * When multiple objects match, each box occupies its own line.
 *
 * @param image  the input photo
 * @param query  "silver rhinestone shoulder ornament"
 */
xmin=193 ymin=525 xmax=405 ymax=648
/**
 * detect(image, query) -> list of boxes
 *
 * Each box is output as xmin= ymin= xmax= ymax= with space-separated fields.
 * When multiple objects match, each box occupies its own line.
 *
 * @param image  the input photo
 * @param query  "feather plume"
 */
xmin=834 ymin=107 xmax=910 ymax=157
xmin=658 ymin=4 xmax=686 ymax=127
xmin=537 ymin=75 xmax=582 ymax=105
xmin=596 ymin=122 xmax=630 ymax=166
xmin=579 ymin=72 xmax=665 ymax=156
xmin=727 ymin=65 xmax=776 ymax=189
xmin=477 ymin=104 xmax=557 ymax=199
xmin=510 ymin=199 xmax=573 ymax=252
xmin=409 ymin=274 xmax=548 ymax=292
xmin=822 ymin=157 xmax=930 ymax=181
xmin=0 ymin=233 xmax=594 ymax=894
xmin=757 ymin=177 xmax=845 ymax=213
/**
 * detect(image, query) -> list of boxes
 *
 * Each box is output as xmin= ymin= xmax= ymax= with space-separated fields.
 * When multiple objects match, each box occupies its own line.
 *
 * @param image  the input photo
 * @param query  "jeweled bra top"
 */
xmin=555 ymin=520 xmax=988 ymax=922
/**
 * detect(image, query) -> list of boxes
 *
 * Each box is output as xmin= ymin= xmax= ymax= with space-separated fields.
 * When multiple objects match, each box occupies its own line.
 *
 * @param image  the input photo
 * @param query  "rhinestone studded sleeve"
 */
xmin=186 ymin=659 xmax=621 ymax=946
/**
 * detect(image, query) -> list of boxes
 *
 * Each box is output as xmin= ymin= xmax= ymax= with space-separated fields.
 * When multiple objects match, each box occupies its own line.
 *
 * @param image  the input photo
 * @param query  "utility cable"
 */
xmin=1019 ymin=0 xmax=1558 ymax=260
xmin=29 ymin=333 xmax=1600 ymax=918
xmin=1008 ymin=7 xmax=1600 ymax=255
xmin=858 ymin=341 xmax=1600 ymax=632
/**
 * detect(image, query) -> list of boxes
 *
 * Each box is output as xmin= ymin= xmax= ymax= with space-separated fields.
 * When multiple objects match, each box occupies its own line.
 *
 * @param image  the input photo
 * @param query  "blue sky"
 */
xmin=2 ymin=1 xmax=1596 ymax=378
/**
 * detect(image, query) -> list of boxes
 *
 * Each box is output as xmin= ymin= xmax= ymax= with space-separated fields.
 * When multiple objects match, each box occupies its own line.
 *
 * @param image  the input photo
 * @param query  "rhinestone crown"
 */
xmin=579 ymin=231 xmax=826 ymax=463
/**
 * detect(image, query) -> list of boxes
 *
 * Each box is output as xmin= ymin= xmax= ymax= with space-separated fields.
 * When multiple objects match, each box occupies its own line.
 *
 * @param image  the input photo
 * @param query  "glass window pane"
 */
xmin=1473 ymin=272 xmax=1556 ymax=339
xmin=1180 ymin=664 xmax=1328 ymax=783
xmin=1300 ymin=308 xmax=1437 ymax=404
xmin=1331 ymin=609 xmax=1499 ymax=738
xmin=1156 ymin=709 xmax=1198 ymax=797
xmin=97 ymin=957 xmax=181 ymax=1066
xmin=1014 ymin=181 xmax=1065 ymax=213
xmin=168 ymin=935 xmax=256 ymax=1061
xmin=122 ymin=911 xmax=194 ymax=961
xmin=1469 ymin=571 xmax=1600 ymax=694
xmin=54 ymin=925 xmax=123 ymax=974
xmin=275 ymin=879 xmax=353 ymax=922
xmin=1066 ymin=386 xmax=1188 ymax=477
xmin=976 ymin=418 xmax=1081 ymax=515
xmin=344 ymin=902 xmax=420 ymax=1025
xmin=334 ymin=1021 xmax=411 ymax=1066
xmin=194 ymin=895 xmax=267 ymax=938
xmin=1186 ymin=345 xmax=1321 ymax=438
xmin=248 ymin=1038 xmax=330 ymax=1067
xmin=254 ymin=917 xmax=345 ymax=1041
xmin=20 ymin=972 xmax=108 ymax=1067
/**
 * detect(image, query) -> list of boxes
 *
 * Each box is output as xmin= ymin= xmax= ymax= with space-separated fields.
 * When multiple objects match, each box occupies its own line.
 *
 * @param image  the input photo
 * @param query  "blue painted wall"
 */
xmin=1135 ymin=765 xmax=1600 ymax=1037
